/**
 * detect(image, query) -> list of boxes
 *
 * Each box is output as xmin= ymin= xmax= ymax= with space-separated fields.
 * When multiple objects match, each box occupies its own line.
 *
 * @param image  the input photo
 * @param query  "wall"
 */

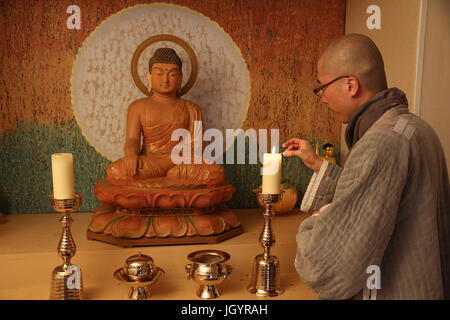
xmin=342 ymin=0 xmax=450 ymax=172
xmin=420 ymin=0 xmax=450 ymax=171
xmin=0 ymin=0 xmax=345 ymax=213
xmin=341 ymin=0 xmax=422 ymax=162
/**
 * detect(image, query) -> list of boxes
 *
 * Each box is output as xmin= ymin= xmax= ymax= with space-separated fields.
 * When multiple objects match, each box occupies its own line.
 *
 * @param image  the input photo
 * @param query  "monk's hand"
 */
xmin=124 ymin=155 xmax=138 ymax=177
xmin=282 ymin=138 xmax=323 ymax=172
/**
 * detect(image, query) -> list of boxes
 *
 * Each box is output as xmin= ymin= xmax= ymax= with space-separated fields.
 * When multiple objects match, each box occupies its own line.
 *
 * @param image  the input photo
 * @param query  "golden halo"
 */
xmin=131 ymin=34 xmax=198 ymax=97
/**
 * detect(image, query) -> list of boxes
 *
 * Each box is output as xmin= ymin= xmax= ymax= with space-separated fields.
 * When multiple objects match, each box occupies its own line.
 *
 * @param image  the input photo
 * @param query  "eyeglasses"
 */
xmin=313 ymin=75 xmax=349 ymax=97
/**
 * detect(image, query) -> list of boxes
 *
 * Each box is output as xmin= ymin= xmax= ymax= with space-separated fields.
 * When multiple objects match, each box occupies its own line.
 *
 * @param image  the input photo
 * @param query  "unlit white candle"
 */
xmin=51 ymin=153 xmax=75 ymax=199
xmin=261 ymin=149 xmax=282 ymax=194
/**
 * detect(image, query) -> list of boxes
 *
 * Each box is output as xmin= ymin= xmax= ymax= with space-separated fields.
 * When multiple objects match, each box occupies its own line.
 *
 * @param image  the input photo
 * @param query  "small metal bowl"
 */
xmin=185 ymin=250 xmax=232 ymax=299
xmin=114 ymin=266 xmax=164 ymax=300
xmin=114 ymin=252 xmax=164 ymax=300
xmin=123 ymin=252 xmax=155 ymax=282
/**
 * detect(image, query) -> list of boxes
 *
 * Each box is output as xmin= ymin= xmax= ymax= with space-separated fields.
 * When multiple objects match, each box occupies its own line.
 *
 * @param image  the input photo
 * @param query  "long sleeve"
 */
xmin=300 ymin=160 xmax=342 ymax=214
xmin=295 ymin=129 xmax=409 ymax=299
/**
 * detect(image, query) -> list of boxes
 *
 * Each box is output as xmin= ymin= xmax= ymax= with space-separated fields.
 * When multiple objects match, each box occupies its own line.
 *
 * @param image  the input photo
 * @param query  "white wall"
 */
xmin=419 ymin=0 xmax=450 ymax=171
xmin=342 ymin=0 xmax=422 ymax=163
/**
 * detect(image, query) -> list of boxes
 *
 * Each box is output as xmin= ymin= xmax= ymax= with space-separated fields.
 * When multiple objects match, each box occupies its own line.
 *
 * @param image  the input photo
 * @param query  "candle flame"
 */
xmin=271 ymin=145 xmax=276 ymax=154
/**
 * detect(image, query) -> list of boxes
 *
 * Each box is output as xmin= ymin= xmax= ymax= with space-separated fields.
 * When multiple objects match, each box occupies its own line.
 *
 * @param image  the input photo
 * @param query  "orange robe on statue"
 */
xmin=106 ymin=99 xmax=224 ymax=187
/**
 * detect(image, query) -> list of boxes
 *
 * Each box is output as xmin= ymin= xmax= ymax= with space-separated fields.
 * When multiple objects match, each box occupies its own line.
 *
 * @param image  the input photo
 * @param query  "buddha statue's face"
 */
xmin=148 ymin=63 xmax=182 ymax=96
xmin=324 ymin=147 xmax=334 ymax=157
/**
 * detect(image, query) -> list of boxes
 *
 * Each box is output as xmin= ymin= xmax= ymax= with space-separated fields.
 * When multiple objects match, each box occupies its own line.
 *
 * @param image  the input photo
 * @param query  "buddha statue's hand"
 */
xmin=123 ymin=155 xmax=141 ymax=177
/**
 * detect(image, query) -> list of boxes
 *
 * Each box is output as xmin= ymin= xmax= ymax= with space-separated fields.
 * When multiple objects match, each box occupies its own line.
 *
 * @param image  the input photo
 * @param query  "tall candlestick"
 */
xmin=49 ymin=194 xmax=84 ymax=300
xmin=51 ymin=153 xmax=75 ymax=199
xmin=261 ymin=147 xmax=282 ymax=194
xmin=248 ymin=192 xmax=284 ymax=297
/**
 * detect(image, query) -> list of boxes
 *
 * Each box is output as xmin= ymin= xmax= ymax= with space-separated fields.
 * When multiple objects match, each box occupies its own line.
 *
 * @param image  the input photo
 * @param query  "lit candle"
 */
xmin=261 ymin=146 xmax=282 ymax=194
xmin=51 ymin=153 xmax=75 ymax=199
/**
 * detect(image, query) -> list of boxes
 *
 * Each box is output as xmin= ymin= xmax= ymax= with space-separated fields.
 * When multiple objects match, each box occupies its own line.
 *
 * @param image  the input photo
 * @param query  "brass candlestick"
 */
xmin=248 ymin=192 xmax=284 ymax=297
xmin=49 ymin=193 xmax=84 ymax=300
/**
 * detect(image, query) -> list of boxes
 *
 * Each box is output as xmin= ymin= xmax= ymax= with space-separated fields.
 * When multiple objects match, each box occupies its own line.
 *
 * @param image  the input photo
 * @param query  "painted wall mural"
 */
xmin=0 ymin=0 xmax=345 ymax=214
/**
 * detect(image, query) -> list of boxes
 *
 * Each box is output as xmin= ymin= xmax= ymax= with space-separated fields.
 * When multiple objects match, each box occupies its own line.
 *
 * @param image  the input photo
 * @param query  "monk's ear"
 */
xmin=146 ymin=72 xmax=152 ymax=93
xmin=347 ymin=76 xmax=359 ymax=98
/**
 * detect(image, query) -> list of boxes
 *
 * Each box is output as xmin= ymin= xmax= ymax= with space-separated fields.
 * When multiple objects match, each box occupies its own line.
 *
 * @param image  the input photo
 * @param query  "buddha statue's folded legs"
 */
xmin=165 ymin=163 xmax=225 ymax=187
xmin=106 ymin=154 xmax=225 ymax=188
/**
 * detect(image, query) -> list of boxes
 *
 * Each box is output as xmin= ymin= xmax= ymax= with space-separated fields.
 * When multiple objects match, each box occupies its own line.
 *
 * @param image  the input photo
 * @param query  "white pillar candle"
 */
xmin=261 ymin=148 xmax=282 ymax=194
xmin=51 ymin=153 xmax=75 ymax=199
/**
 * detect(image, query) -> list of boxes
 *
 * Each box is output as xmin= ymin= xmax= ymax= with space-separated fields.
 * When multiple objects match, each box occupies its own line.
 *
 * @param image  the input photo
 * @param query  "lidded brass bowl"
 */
xmin=123 ymin=252 xmax=155 ymax=282
xmin=114 ymin=252 xmax=164 ymax=300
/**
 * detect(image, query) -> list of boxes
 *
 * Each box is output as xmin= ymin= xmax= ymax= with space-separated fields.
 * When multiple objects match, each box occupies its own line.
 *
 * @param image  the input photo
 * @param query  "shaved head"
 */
xmin=319 ymin=34 xmax=387 ymax=93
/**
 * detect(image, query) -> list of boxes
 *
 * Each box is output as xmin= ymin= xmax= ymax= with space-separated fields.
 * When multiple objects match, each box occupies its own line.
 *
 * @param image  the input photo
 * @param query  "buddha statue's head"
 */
xmin=147 ymin=48 xmax=183 ymax=97
xmin=322 ymin=143 xmax=334 ymax=158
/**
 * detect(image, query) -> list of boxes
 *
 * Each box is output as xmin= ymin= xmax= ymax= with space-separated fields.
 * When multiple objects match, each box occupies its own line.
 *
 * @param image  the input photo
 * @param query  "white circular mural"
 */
xmin=71 ymin=3 xmax=250 ymax=161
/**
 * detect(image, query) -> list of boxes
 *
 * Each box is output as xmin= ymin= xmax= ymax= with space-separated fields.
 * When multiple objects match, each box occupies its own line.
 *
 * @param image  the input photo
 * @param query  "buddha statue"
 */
xmin=87 ymin=48 xmax=241 ymax=246
xmin=321 ymin=143 xmax=336 ymax=164
xmin=106 ymin=48 xmax=224 ymax=188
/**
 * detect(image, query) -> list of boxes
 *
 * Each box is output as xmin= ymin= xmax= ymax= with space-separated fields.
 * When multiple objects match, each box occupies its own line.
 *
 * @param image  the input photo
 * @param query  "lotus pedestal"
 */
xmin=87 ymin=179 xmax=242 ymax=247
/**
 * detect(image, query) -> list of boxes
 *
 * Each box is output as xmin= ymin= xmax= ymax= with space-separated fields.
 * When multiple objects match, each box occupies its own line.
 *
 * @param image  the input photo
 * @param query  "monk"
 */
xmin=106 ymin=48 xmax=224 ymax=187
xmin=284 ymin=34 xmax=449 ymax=299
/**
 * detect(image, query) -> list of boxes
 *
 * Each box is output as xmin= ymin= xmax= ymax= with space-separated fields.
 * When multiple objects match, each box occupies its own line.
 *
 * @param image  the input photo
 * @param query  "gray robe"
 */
xmin=296 ymin=105 xmax=450 ymax=299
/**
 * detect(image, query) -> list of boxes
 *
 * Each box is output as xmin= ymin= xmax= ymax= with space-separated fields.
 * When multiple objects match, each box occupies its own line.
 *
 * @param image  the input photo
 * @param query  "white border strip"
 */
xmin=413 ymin=0 xmax=428 ymax=116
xmin=300 ymin=160 xmax=329 ymax=213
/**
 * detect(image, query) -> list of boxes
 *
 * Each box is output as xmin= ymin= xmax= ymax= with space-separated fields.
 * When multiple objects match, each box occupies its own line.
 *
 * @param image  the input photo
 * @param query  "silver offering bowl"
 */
xmin=185 ymin=250 xmax=232 ymax=299
xmin=114 ymin=252 xmax=164 ymax=300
